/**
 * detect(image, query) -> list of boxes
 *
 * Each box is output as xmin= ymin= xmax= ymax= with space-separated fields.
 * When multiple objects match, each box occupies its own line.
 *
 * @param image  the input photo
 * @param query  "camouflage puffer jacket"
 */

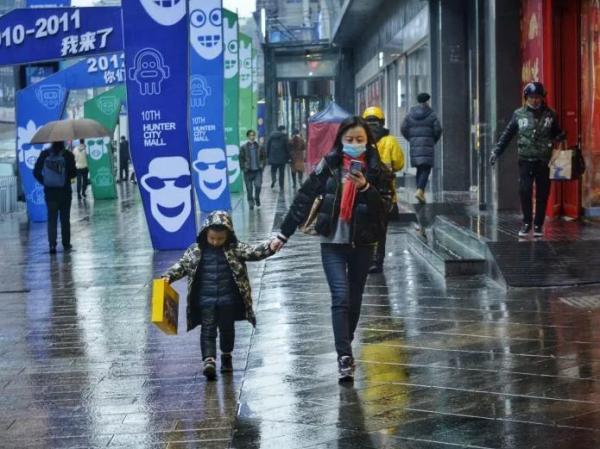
xmin=163 ymin=211 xmax=274 ymax=331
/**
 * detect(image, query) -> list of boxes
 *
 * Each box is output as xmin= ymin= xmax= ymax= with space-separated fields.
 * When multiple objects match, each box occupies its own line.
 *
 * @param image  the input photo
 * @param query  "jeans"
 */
xmin=519 ymin=159 xmax=551 ymax=226
xmin=291 ymin=170 xmax=304 ymax=187
xmin=244 ymin=170 xmax=262 ymax=205
xmin=46 ymin=194 xmax=71 ymax=248
xmin=200 ymin=303 xmax=236 ymax=360
xmin=270 ymin=164 xmax=285 ymax=189
xmin=321 ymin=243 xmax=372 ymax=358
xmin=76 ymin=168 xmax=88 ymax=197
xmin=119 ymin=161 xmax=129 ymax=181
xmin=416 ymin=164 xmax=432 ymax=190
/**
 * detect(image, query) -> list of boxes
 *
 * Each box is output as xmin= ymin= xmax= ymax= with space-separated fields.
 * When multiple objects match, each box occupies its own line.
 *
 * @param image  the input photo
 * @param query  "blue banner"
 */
xmin=188 ymin=0 xmax=230 ymax=213
xmin=16 ymin=52 xmax=125 ymax=222
xmin=123 ymin=0 xmax=197 ymax=250
xmin=0 ymin=7 xmax=122 ymax=66
xmin=27 ymin=0 xmax=71 ymax=7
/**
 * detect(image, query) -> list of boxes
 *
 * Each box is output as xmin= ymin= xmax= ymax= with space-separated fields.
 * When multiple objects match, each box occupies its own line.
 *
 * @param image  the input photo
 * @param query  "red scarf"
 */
xmin=339 ymin=153 xmax=366 ymax=223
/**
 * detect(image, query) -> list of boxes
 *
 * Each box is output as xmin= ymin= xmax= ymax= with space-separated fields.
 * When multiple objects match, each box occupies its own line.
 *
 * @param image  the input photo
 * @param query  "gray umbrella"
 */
xmin=30 ymin=118 xmax=111 ymax=144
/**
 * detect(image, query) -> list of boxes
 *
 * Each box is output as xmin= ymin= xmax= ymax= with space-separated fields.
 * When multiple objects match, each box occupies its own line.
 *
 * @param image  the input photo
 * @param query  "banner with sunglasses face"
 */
xmin=123 ymin=0 xmax=197 ymax=250
xmin=83 ymin=85 xmax=125 ymax=200
xmin=223 ymin=9 xmax=242 ymax=193
xmin=188 ymin=0 xmax=231 ymax=213
xmin=16 ymin=53 xmax=124 ymax=222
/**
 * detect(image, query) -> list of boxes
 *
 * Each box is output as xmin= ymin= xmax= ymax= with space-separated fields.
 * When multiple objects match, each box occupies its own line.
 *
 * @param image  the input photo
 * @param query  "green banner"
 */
xmin=83 ymin=85 xmax=125 ymax=199
xmin=224 ymin=10 xmax=242 ymax=193
xmin=239 ymin=33 xmax=253 ymax=150
xmin=251 ymin=48 xmax=258 ymax=132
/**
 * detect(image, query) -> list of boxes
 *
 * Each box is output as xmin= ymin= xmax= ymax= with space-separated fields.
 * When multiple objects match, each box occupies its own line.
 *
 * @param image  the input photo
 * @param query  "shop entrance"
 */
xmin=547 ymin=0 xmax=582 ymax=218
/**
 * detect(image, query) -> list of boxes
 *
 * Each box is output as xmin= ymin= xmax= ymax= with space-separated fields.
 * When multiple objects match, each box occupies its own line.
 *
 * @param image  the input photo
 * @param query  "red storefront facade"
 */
xmin=521 ymin=0 xmax=600 ymax=217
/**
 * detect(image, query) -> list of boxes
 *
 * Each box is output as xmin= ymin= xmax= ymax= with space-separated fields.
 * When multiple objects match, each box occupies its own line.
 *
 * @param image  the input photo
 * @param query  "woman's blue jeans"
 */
xmin=321 ymin=243 xmax=372 ymax=358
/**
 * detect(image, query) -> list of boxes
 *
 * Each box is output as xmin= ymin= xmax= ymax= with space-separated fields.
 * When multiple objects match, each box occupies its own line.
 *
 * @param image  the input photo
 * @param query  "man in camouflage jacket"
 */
xmin=490 ymin=82 xmax=566 ymax=238
xmin=162 ymin=210 xmax=275 ymax=332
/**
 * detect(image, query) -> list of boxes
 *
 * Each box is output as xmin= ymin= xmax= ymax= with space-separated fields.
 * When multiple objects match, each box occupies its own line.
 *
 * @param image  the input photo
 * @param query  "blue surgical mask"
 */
xmin=342 ymin=143 xmax=366 ymax=157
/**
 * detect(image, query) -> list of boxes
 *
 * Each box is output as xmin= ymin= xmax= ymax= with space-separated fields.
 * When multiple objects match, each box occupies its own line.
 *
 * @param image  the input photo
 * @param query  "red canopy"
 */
xmin=306 ymin=102 xmax=351 ymax=169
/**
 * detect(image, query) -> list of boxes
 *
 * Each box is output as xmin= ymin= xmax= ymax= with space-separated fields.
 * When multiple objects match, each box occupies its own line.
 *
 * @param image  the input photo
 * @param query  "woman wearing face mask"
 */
xmin=271 ymin=115 xmax=389 ymax=382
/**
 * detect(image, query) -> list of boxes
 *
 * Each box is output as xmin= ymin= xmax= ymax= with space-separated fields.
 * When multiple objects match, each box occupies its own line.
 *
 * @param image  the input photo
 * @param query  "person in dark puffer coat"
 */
xmin=401 ymin=92 xmax=442 ymax=204
xmin=162 ymin=211 xmax=279 ymax=380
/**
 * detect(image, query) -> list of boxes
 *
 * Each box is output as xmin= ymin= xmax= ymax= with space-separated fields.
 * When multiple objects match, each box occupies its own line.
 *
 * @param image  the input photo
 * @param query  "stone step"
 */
xmin=432 ymin=216 xmax=488 ymax=260
xmin=406 ymin=229 xmax=486 ymax=278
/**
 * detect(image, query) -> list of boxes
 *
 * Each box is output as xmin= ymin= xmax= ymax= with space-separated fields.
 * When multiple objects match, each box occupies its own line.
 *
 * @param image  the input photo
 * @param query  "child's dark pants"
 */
xmin=200 ymin=303 xmax=236 ymax=359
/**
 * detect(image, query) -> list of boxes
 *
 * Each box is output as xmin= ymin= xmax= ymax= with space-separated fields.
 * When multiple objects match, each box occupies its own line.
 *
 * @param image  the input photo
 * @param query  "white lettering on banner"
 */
xmin=193 ymin=123 xmax=216 ymax=143
xmin=140 ymin=110 xmax=176 ymax=148
xmin=0 ymin=10 xmax=80 ymax=48
xmin=60 ymin=27 xmax=113 ymax=57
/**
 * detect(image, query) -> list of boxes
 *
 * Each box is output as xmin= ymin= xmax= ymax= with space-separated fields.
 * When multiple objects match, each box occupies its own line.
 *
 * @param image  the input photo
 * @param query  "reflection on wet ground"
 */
xmin=2 ymin=181 xmax=600 ymax=448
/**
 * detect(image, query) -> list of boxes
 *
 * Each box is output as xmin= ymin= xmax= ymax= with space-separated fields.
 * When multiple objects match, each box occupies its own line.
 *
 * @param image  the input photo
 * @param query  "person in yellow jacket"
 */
xmin=362 ymin=106 xmax=404 ymax=273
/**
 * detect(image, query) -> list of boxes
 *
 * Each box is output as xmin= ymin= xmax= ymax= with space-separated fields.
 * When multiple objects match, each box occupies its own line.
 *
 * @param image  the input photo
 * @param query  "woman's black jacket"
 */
xmin=279 ymin=148 xmax=391 ymax=245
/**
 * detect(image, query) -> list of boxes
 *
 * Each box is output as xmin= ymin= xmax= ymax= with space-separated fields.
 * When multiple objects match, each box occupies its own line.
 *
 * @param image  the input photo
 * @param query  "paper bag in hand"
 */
xmin=151 ymin=278 xmax=179 ymax=335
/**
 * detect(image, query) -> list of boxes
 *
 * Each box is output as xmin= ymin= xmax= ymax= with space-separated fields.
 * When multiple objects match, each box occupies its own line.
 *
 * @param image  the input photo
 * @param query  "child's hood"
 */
xmin=198 ymin=210 xmax=238 ymax=243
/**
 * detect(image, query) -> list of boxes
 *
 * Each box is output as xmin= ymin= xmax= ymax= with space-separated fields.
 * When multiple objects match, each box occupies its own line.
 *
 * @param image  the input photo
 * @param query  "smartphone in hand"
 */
xmin=350 ymin=159 xmax=362 ymax=174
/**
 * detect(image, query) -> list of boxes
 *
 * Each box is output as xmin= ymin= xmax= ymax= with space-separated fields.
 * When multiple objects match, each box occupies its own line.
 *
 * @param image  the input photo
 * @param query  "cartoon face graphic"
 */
xmin=35 ymin=84 xmax=65 ymax=110
xmin=94 ymin=166 xmax=114 ymax=187
xmin=239 ymin=39 xmax=252 ymax=88
xmin=224 ymin=15 xmax=238 ymax=79
xmin=192 ymin=147 xmax=228 ymax=200
xmin=86 ymin=137 xmax=110 ymax=161
xmin=226 ymin=144 xmax=240 ymax=184
xmin=140 ymin=0 xmax=185 ymax=26
xmin=128 ymin=48 xmax=170 ymax=96
xmin=27 ymin=184 xmax=45 ymax=205
xmin=98 ymin=96 xmax=118 ymax=116
xmin=140 ymin=156 xmax=193 ymax=233
xmin=17 ymin=120 xmax=49 ymax=170
xmin=189 ymin=0 xmax=223 ymax=60
xmin=190 ymin=75 xmax=212 ymax=108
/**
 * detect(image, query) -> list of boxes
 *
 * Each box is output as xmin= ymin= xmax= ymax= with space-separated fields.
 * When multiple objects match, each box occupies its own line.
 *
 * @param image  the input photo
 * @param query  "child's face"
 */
xmin=206 ymin=229 xmax=228 ymax=247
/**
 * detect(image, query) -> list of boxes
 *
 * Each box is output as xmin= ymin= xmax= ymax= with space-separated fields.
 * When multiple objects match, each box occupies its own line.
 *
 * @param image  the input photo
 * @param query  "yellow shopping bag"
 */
xmin=151 ymin=278 xmax=179 ymax=335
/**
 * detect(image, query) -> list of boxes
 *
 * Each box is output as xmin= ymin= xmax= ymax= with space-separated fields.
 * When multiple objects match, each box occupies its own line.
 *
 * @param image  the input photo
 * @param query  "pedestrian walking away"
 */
xmin=33 ymin=141 xmax=77 ymax=254
xmin=162 ymin=211 xmax=280 ymax=380
xmin=490 ymin=82 xmax=566 ymax=238
xmin=118 ymin=136 xmax=130 ymax=183
xmin=240 ymin=129 xmax=267 ymax=210
xmin=290 ymin=129 xmax=306 ymax=189
xmin=271 ymin=116 xmax=390 ymax=382
xmin=363 ymin=106 xmax=404 ymax=273
xmin=267 ymin=125 xmax=290 ymax=190
xmin=73 ymin=138 xmax=89 ymax=199
xmin=401 ymin=92 xmax=443 ymax=204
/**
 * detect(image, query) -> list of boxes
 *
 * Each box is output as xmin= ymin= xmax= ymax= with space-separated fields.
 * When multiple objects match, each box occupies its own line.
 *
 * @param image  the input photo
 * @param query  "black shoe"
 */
xmin=271 ymin=182 xmax=276 ymax=189
xmin=49 ymin=246 xmax=57 ymax=255
xmin=77 ymin=194 xmax=82 ymax=199
xmin=203 ymin=358 xmax=217 ymax=380
xmin=368 ymin=263 xmax=383 ymax=274
xmin=82 ymin=193 xmax=86 ymax=198
xmin=249 ymin=203 xmax=254 ymax=210
xmin=255 ymin=199 xmax=261 ymax=208
xmin=533 ymin=225 xmax=543 ymax=237
xmin=220 ymin=353 xmax=233 ymax=373
xmin=518 ymin=223 xmax=531 ymax=237
xmin=338 ymin=355 xmax=354 ymax=382
xmin=63 ymin=244 xmax=73 ymax=252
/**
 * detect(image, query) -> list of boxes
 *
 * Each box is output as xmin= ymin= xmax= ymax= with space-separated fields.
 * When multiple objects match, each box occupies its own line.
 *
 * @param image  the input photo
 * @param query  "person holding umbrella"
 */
xmin=33 ymin=141 xmax=77 ymax=254
xmin=30 ymin=118 xmax=110 ymax=254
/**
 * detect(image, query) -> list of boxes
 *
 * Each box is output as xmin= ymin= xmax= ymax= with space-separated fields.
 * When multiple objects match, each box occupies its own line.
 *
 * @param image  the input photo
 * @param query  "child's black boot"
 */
xmin=220 ymin=353 xmax=233 ymax=373
xmin=203 ymin=357 xmax=217 ymax=380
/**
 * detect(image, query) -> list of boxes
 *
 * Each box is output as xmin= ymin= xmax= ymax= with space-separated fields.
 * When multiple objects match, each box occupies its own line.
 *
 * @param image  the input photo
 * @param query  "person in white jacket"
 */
xmin=73 ymin=139 xmax=89 ymax=199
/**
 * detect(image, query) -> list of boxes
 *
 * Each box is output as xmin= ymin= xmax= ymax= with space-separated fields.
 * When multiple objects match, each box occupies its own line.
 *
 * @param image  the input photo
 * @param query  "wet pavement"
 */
xmin=3 ymin=178 xmax=600 ymax=448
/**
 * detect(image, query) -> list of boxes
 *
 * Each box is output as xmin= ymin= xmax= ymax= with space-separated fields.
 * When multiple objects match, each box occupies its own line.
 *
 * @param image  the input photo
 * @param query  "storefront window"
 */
xmin=581 ymin=0 xmax=600 ymax=210
xmin=407 ymin=44 xmax=430 ymax=108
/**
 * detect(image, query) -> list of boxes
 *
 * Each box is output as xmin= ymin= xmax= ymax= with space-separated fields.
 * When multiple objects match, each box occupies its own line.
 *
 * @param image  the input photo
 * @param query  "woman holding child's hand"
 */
xmin=273 ymin=116 xmax=390 ymax=382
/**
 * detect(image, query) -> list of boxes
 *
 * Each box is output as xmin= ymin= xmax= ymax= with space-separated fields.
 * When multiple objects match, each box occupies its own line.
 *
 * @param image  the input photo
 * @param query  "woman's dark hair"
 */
xmin=246 ymin=129 xmax=255 ymax=137
xmin=51 ymin=141 xmax=65 ymax=153
xmin=332 ymin=116 xmax=377 ymax=154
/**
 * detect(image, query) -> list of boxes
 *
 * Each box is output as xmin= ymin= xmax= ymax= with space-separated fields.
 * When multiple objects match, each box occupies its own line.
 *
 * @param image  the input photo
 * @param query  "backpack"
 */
xmin=42 ymin=151 xmax=66 ymax=188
